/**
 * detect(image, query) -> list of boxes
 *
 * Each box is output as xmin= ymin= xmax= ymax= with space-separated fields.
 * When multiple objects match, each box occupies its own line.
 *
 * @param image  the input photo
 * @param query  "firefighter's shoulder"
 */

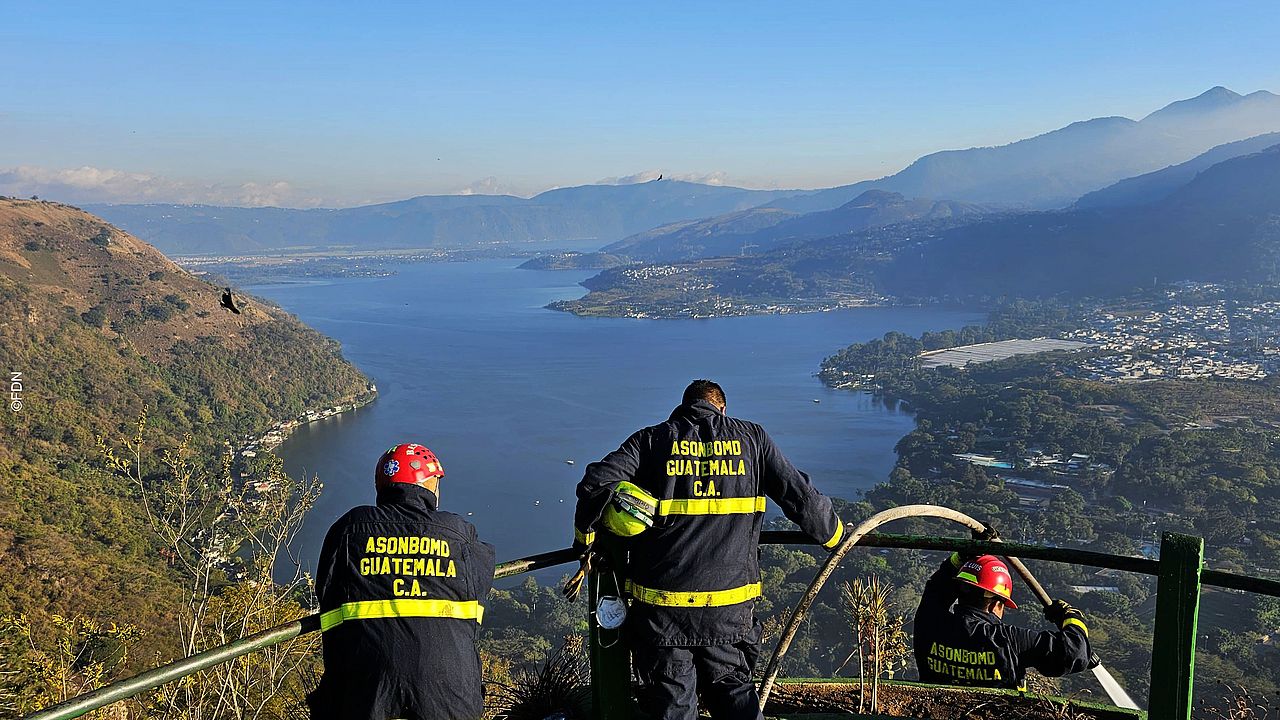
xmin=327 ymin=504 xmax=379 ymax=532
xmin=431 ymin=509 xmax=482 ymax=542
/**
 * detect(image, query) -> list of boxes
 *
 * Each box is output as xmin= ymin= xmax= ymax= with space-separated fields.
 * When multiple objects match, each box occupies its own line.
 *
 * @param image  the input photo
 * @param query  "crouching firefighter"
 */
xmin=569 ymin=380 xmax=845 ymax=720
xmin=913 ymin=551 xmax=1094 ymax=690
xmin=309 ymin=443 xmax=496 ymax=720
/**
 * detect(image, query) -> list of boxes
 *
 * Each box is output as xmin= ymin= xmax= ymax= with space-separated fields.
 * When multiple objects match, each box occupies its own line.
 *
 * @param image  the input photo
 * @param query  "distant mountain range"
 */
xmin=86 ymin=181 xmax=796 ymax=256
xmin=83 ymin=87 xmax=1280 ymax=260
xmin=605 ymin=190 xmax=989 ymax=262
xmin=1074 ymin=131 xmax=1280 ymax=209
xmin=763 ymin=87 xmax=1280 ymax=212
xmin=883 ymin=143 xmax=1280 ymax=298
xmin=558 ymin=133 xmax=1280 ymax=315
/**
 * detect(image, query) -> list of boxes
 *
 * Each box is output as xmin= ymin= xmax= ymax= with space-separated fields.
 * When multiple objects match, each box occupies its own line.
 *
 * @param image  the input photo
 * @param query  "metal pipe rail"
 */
xmin=762 ymin=530 xmax=1280 ymax=596
xmin=23 ymin=533 xmax=1280 ymax=720
xmin=22 ymin=547 xmax=579 ymax=720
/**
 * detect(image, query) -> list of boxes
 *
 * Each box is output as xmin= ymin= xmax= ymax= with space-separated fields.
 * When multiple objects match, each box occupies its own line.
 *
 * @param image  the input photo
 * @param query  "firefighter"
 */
xmin=308 ymin=443 xmax=496 ymax=720
xmin=572 ymin=379 xmax=844 ymax=720
xmin=913 ymin=551 xmax=1094 ymax=690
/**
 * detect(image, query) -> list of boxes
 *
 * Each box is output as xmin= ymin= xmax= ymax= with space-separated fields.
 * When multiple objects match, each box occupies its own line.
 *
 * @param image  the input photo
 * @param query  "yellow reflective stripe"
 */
xmin=823 ymin=521 xmax=845 ymax=549
xmin=956 ymin=571 xmax=980 ymax=584
xmin=320 ymin=599 xmax=484 ymax=631
xmin=575 ymin=528 xmax=595 ymax=546
xmin=320 ymin=608 xmax=344 ymax=631
xmin=1062 ymin=617 xmax=1089 ymax=637
xmin=657 ymin=496 xmax=766 ymax=516
xmin=625 ymin=580 xmax=761 ymax=607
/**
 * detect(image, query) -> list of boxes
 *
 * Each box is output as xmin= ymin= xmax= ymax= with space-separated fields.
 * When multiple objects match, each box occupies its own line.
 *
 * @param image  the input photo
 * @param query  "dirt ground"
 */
xmin=766 ymin=682 xmax=1135 ymax=719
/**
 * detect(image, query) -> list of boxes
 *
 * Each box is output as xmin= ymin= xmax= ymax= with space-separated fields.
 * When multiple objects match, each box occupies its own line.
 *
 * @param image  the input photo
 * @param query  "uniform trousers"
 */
xmin=632 ymin=639 xmax=764 ymax=720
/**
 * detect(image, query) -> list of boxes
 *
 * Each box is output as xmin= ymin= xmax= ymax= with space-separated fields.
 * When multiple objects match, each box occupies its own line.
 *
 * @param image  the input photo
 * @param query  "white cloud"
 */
xmin=594 ymin=169 xmax=730 ymax=186
xmin=454 ymin=176 xmax=532 ymax=197
xmin=0 ymin=165 xmax=331 ymax=207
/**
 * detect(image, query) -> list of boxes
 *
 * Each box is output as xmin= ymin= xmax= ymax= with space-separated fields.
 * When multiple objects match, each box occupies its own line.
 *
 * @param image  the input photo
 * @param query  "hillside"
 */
xmin=882 ymin=145 xmax=1280 ymax=299
xmin=0 ymin=198 xmax=368 ymax=659
xmin=764 ymin=87 xmax=1280 ymax=212
xmin=86 ymin=181 xmax=800 ymax=256
xmin=80 ymin=88 xmax=1280 ymax=259
xmin=556 ymin=142 xmax=1280 ymax=315
xmin=606 ymin=190 xmax=987 ymax=262
xmin=1075 ymin=132 xmax=1280 ymax=209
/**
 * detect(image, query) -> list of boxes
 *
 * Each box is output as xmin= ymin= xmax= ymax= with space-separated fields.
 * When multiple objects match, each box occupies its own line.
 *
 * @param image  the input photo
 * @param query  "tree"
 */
xmin=837 ymin=576 xmax=909 ymax=714
xmin=0 ymin=614 xmax=140 ymax=717
xmin=97 ymin=414 xmax=322 ymax=718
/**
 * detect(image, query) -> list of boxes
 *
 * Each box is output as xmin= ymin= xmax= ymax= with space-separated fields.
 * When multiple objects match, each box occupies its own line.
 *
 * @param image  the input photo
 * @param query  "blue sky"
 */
xmin=2 ymin=0 xmax=1278 ymax=206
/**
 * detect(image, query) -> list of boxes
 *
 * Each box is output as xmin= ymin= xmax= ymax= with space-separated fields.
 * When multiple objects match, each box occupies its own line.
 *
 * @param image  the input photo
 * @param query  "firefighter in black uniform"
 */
xmin=572 ymin=380 xmax=844 ymax=720
xmin=913 ymin=552 xmax=1094 ymax=690
xmin=309 ymin=443 xmax=496 ymax=720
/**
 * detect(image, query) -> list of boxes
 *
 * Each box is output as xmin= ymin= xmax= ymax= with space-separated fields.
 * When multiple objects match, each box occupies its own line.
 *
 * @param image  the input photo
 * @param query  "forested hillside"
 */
xmin=0 ymin=198 xmax=369 ymax=697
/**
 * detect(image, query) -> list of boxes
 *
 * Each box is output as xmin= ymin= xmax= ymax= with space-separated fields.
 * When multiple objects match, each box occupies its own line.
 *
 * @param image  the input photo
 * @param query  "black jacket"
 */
xmin=574 ymin=400 xmax=843 ymax=646
xmin=309 ymin=484 xmax=496 ymax=720
xmin=913 ymin=559 xmax=1092 ymax=689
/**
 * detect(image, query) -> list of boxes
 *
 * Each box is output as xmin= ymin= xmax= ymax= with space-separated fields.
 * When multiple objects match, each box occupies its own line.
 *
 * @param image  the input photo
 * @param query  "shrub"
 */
xmin=143 ymin=303 xmax=174 ymax=322
xmin=81 ymin=305 xmax=108 ymax=328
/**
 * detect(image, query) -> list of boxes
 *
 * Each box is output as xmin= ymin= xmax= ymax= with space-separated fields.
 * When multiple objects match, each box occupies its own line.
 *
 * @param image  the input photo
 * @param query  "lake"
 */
xmin=249 ymin=259 xmax=981 ymax=577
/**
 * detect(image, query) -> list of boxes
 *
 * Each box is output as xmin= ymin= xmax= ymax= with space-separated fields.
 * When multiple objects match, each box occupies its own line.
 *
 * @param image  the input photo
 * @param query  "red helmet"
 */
xmin=956 ymin=555 xmax=1018 ymax=609
xmin=375 ymin=443 xmax=444 ymax=490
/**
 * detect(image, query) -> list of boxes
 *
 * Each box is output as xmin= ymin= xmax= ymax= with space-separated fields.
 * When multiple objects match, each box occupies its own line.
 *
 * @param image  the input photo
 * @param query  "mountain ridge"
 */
xmin=86 ymin=181 xmax=802 ymax=256
xmin=0 ymin=199 xmax=368 ymax=651
xmin=761 ymin=86 xmax=1280 ymax=213
xmin=1076 ymin=132 xmax=1280 ymax=209
xmin=81 ymin=87 xmax=1280 ymax=257
xmin=605 ymin=189 xmax=988 ymax=262
xmin=882 ymin=144 xmax=1280 ymax=298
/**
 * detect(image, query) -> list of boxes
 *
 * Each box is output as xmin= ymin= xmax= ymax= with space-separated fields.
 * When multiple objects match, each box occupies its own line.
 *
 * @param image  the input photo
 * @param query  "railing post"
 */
xmin=1147 ymin=532 xmax=1204 ymax=720
xmin=588 ymin=536 xmax=632 ymax=720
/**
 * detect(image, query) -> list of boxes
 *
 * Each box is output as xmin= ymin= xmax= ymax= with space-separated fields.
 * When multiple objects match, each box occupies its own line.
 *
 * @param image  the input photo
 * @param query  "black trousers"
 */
xmin=632 ymin=639 xmax=764 ymax=720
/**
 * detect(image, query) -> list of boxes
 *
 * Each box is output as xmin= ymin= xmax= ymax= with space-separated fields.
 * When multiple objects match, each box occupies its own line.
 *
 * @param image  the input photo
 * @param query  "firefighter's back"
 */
xmin=914 ymin=606 xmax=1022 ymax=689
xmin=625 ymin=410 xmax=772 ymax=644
xmin=311 ymin=485 xmax=496 ymax=720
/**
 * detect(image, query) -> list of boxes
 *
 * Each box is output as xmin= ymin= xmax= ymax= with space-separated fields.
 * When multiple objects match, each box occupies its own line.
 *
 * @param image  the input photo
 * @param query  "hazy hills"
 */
xmin=883 ymin=143 xmax=1280 ymax=298
xmin=82 ymin=87 xmax=1280 ymax=262
xmin=1075 ymin=131 xmax=1280 ymax=209
xmin=558 ymin=137 xmax=1280 ymax=315
xmin=593 ymin=89 xmax=1280 ymax=264
xmin=605 ymin=190 xmax=988 ymax=262
xmin=0 ymin=199 xmax=366 ymax=637
xmin=86 ymin=181 xmax=797 ymax=256
xmin=766 ymin=87 xmax=1280 ymax=213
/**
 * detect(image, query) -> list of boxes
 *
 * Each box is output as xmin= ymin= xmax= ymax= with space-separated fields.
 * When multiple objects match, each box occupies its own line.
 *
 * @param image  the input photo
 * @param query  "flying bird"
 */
xmin=657 ymin=174 xmax=663 ymax=181
xmin=220 ymin=287 xmax=242 ymax=314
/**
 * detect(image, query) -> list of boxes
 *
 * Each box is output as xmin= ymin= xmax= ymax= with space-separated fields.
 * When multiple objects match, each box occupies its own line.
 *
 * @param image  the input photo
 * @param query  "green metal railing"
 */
xmin=23 ymin=531 xmax=1280 ymax=720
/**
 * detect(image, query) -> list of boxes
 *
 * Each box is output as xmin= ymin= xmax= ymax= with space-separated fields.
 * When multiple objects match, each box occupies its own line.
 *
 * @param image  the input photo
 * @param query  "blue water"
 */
xmin=249 ymin=260 xmax=980 ymax=576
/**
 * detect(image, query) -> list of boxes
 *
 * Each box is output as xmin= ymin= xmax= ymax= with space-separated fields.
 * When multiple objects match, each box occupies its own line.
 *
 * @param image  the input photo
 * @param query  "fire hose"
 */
xmin=756 ymin=504 xmax=1139 ymax=710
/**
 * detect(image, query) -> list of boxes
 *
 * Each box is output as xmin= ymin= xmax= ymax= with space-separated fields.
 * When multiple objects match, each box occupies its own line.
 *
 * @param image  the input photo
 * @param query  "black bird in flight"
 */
xmin=220 ymin=287 xmax=242 ymax=314
xmin=657 ymin=174 xmax=663 ymax=181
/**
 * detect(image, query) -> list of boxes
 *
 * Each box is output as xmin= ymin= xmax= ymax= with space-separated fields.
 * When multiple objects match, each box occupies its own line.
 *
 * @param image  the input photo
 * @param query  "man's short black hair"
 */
xmin=683 ymin=379 xmax=726 ymax=407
